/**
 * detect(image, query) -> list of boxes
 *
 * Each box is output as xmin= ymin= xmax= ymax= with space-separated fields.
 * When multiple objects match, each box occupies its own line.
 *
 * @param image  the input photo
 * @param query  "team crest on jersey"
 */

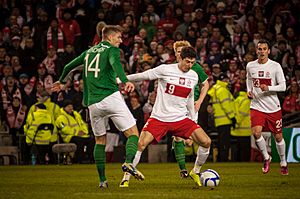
xmin=266 ymin=71 xmax=270 ymax=78
xmin=258 ymin=71 xmax=264 ymax=77
xmin=179 ymin=77 xmax=185 ymax=85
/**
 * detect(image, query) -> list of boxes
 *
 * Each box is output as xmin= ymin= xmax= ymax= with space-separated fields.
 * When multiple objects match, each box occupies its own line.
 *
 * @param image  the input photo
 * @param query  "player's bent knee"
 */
xmin=124 ymin=125 xmax=139 ymax=137
xmin=138 ymin=142 xmax=147 ymax=151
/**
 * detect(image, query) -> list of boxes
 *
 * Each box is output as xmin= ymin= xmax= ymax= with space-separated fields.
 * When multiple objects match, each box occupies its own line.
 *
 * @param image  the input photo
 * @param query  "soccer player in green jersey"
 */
xmin=172 ymin=41 xmax=209 ymax=181
xmin=52 ymin=25 xmax=144 ymax=188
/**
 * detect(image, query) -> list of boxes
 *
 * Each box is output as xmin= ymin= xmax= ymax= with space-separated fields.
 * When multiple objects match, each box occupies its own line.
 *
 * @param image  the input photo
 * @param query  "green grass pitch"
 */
xmin=0 ymin=162 xmax=299 ymax=199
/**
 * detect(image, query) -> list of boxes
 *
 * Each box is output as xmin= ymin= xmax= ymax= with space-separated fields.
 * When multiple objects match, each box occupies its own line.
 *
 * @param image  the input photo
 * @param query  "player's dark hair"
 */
xmin=180 ymin=46 xmax=196 ymax=60
xmin=102 ymin=25 xmax=123 ymax=40
xmin=257 ymin=39 xmax=270 ymax=49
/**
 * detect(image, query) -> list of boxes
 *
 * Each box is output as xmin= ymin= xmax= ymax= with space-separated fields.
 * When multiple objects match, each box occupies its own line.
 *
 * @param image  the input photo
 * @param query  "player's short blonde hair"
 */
xmin=102 ymin=25 xmax=123 ymax=40
xmin=173 ymin=40 xmax=191 ymax=52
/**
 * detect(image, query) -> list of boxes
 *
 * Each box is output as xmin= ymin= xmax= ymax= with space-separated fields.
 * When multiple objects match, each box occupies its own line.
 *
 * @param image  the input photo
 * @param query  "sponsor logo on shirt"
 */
xmin=187 ymin=80 xmax=191 ymax=87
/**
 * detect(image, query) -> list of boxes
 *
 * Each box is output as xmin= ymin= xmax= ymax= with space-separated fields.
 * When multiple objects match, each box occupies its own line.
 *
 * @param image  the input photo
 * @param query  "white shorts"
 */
xmin=88 ymin=91 xmax=136 ymax=136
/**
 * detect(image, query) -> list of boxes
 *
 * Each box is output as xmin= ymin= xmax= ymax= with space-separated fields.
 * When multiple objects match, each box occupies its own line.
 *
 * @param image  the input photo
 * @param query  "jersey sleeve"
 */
xmin=127 ymin=64 xmax=166 ymax=81
xmin=268 ymin=63 xmax=286 ymax=92
xmin=109 ymin=47 xmax=128 ymax=83
xmin=59 ymin=51 xmax=86 ymax=83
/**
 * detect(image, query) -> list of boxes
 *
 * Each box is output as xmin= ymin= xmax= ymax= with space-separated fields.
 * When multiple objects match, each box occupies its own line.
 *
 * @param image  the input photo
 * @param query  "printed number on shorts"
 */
xmin=276 ymin=119 xmax=282 ymax=129
xmin=85 ymin=54 xmax=100 ymax=78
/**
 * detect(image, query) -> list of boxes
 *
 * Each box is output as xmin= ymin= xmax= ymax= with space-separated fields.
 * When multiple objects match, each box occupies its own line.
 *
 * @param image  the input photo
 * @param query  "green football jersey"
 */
xmin=59 ymin=41 xmax=128 ymax=106
xmin=191 ymin=62 xmax=208 ymax=101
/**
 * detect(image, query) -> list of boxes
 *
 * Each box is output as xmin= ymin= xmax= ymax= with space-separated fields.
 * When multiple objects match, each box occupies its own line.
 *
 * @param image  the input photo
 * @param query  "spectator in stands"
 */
xmin=138 ymin=13 xmax=156 ymax=44
xmin=73 ymin=0 xmax=93 ymax=50
xmin=11 ymin=55 xmax=23 ymax=78
xmin=42 ymin=45 xmax=59 ymax=76
xmin=55 ymin=99 xmax=93 ymax=164
xmin=282 ymin=80 xmax=300 ymax=115
xmin=244 ymin=12 xmax=257 ymax=38
xmin=47 ymin=18 xmax=65 ymax=54
xmin=33 ymin=10 xmax=50 ymax=57
xmin=142 ymin=3 xmax=160 ymax=25
xmin=235 ymin=32 xmax=251 ymax=57
xmin=206 ymin=42 xmax=222 ymax=68
xmin=194 ymin=37 xmax=206 ymax=64
xmin=57 ymin=43 xmax=76 ymax=75
xmin=20 ymin=37 xmax=42 ymax=77
xmin=20 ymin=25 xmax=32 ymax=50
xmin=269 ymin=14 xmax=286 ymax=36
xmin=8 ymin=36 xmax=22 ymax=58
xmin=59 ymin=9 xmax=82 ymax=54
xmin=35 ymin=63 xmax=55 ymax=95
xmin=18 ymin=73 xmax=36 ymax=108
xmin=157 ymin=6 xmax=179 ymax=35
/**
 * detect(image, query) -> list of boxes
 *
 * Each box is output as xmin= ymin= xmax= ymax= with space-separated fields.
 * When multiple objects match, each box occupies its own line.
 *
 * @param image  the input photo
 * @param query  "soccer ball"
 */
xmin=200 ymin=169 xmax=220 ymax=187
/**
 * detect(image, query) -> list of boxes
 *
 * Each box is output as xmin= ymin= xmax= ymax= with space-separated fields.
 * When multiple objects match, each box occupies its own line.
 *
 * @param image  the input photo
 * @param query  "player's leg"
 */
xmin=121 ymin=125 xmax=145 ymax=180
xmin=173 ymin=136 xmax=188 ymax=178
xmin=105 ymin=92 xmax=144 ymax=180
xmin=190 ymin=127 xmax=211 ymax=186
xmin=274 ymin=133 xmax=288 ymax=175
xmin=252 ymin=125 xmax=272 ymax=173
xmin=88 ymin=103 xmax=109 ymax=188
xmin=120 ymin=130 xmax=154 ymax=187
xmin=94 ymin=135 xmax=108 ymax=188
xmin=250 ymin=109 xmax=271 ymax=174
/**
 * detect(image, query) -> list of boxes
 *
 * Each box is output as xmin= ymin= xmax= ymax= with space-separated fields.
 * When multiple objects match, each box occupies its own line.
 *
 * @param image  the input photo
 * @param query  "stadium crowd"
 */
xmin=0 ymin=0 xmax=300 ymax=165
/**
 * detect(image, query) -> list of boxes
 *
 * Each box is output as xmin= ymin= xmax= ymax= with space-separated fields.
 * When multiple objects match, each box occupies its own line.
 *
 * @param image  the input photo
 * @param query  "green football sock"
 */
xmin=94 ymin=144 xmax=106 ymax=182
xmin=174 ymin=140 xmax=186 ymax=170
xmin=125 ymin=135 xmax=139 ymax=163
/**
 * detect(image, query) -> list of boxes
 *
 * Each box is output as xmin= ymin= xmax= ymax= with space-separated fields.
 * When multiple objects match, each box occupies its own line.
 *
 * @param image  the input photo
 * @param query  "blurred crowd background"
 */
xmin=0 ymin=0 xmax=300 ymax=165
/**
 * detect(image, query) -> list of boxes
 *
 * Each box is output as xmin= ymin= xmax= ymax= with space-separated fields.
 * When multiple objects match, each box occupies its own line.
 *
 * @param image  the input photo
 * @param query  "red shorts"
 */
xmin=143 ymin=118 xmax=200 ymax=144
xmin=250 ymin=109 xmax=282 ymax=135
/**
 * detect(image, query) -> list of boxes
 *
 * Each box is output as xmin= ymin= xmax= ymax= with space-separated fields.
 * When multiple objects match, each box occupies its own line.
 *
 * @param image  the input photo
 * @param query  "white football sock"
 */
xmin=193 ymin=146 xmax=210 ymax=174
xmin=256 ymin=136 xmax=270 ymax=160
xmin=276 ymin=139 xmax=287 ymax=167
xmin=133 ymin=150 xmax=142 ymax=166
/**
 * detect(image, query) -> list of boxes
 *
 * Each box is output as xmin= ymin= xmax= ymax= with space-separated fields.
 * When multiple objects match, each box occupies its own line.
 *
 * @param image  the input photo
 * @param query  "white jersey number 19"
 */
xmin=85 ymin=54 xmax=100 ymax=78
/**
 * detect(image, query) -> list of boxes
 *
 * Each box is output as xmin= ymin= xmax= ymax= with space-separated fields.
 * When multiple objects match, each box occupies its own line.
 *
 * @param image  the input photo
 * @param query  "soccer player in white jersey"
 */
xmin=120 ymin=46 xmax=211 ymax=187
xmin=246 ymin=39 xmax=288 ymax=175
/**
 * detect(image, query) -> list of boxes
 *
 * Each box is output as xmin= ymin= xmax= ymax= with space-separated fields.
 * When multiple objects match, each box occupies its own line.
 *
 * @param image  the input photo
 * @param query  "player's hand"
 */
xmin=247 ymin=91 xmax=254 ymax=99
xmin=124 ymin=82 xmax=135 ymax=93
xmin=260 ymin=84 xmax=269 ymax=91
xmin=51 ymin=81 xmax=64 ymax=92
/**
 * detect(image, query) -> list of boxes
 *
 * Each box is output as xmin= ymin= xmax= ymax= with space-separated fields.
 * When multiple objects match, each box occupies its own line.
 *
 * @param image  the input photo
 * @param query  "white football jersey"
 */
xmin=246 ymin=59 xmax=286 ymax=113
xmin=127 ymin=63 xmax=199 ymax=122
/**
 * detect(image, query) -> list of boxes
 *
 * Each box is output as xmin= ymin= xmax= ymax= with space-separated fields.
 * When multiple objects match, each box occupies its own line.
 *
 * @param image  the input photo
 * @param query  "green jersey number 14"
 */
xmin=85 ymin=54 xmax=100 ymax=78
